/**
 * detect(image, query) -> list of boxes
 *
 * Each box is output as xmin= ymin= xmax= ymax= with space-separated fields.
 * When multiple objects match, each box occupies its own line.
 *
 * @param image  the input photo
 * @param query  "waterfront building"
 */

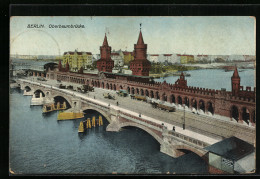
xmin=63 ymin=50 xmax=92 ymax=71
xmin=206 ymin=137 xmax=255 ymax=174
xmin=163 ymin=54 xmax=173 ymax=63
xmin=111 ymin=52 xmax=124 ymax=67
xmin=195 ymin=55 xmax=209 ymax=63
xmin=179 ymin=54 xmax=195 ymax=64
xmin=96 ymin=33 xmax=114 ymax=73
xmin=149 ymin=54 xmax=159 ymax=63
xmin=123 ymin=51 xmax=134 ymax=66
xmin=243 ymin=55 xmax=256 ymax=61
xmin=172 ymin=53 xmax=181 ymax=64
xmin=130 ymin=29 xmax=151 ymax=76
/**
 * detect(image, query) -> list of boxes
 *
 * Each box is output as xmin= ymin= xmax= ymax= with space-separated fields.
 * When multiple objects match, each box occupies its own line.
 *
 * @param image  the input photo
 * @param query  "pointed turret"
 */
xmin=137 ymin=30 xmax=144 ymax=45
xmin=130 ymin=25 xmax=151 ymax=76
xmin=232 ymin=66 xmax=239 ymax=78
xmin=97 ymin=33 xmax=114 ymax=72
xmin=103 ymin=33 xmax=108 ymax=46
xmin=175 ymin=71 xmax=187 ymax=88
xmin=231 ymin=66 xmax=240 ymax=96
xmin=180 ymin=72 xmax=185 ymax=80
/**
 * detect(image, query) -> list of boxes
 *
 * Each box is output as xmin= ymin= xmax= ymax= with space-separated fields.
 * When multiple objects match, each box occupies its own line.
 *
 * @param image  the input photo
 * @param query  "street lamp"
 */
xmin=182 ymin=104 xmax=185 ymax=130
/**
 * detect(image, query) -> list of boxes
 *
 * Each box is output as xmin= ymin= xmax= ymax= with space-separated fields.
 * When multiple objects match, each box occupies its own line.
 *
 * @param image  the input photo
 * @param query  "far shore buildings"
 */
xmin=111 ymin=52 xmax=124 ymax=67
xmin=62 ymin=50 xmax=92 ymax=72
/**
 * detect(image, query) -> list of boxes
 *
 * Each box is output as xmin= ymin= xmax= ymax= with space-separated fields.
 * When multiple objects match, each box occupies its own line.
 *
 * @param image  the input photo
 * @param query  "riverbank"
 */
xmin=150 ymin=71 xmax=191 ymax=78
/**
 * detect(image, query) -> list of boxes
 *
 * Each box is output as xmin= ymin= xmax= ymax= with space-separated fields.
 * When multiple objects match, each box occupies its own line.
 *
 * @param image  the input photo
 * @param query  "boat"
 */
xmin=57 ymin=110 xmax=85 ymax=120
xmin=78 ymin=121 xmax=85 ymax=133
xmin=42 ymin=101 xmax=67 ymax=113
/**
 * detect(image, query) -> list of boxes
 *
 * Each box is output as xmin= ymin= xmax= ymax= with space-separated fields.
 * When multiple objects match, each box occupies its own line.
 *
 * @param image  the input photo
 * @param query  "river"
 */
xmin=10 ymin=88 xmax=208 ymax=175
xmin=154 ymin=69 xmax=255 ymax=91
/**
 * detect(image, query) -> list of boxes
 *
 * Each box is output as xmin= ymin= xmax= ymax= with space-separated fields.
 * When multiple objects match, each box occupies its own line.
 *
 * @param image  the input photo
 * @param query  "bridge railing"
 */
xmin=119 ymin=111 xmax=163 ymax=131
xmin=168 ymin=130 xmax=209 ymax=148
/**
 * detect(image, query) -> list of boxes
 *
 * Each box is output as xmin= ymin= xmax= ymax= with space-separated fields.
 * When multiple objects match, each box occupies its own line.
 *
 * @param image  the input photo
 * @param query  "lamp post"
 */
xmin=183 ymin=104 xmax=185 ymax=130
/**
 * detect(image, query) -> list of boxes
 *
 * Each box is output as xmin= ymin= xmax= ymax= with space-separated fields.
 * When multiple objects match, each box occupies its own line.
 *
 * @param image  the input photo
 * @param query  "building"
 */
xmin=111 ymin=52 xmax=124 ymax=67
xmin=149 ymin=54 xmax=159 ymax=63
xmin=172 ymin=53 xmax=181 ymax=64
xmin=96 ymin=33 xmax=114 ymax=73
xmin=206 ymin=136 xmax=255 ymax=174
xmin=50 ymin=29 xmax=255 ymax=130
xmin=179 ymin=54 xmax=195 ymax=64
xmin=163 ymin=54 xmax=173 ymax=63
xmin=63 ymin=51 xmax=92 ymax=71
xmin=130 ymin=29 xmax=151 ymax=76
xmin=195 ymin=55 xmax=209 ymax=63
xmin=123 ymin=51 xmax=134 ymax=66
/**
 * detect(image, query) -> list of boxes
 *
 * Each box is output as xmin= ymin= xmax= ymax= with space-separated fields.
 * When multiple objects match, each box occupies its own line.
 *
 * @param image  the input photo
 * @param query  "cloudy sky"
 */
xmin=10 ymin=16 xmax=255 ymax=56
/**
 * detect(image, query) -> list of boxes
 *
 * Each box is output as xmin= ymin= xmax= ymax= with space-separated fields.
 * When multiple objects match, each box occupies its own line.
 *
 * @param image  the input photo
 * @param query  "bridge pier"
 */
xmin=23 ymin=90 xmax=33 ymax=96
xmin=160 ymin=143 xmax=185 ymax=158
xmin=106 ymin=109 xmax=121 ymax=132
xmin=71 ymin=99 xmax=82 ymax=112
xmin=31 ymin=92 xmax=45 ymax=106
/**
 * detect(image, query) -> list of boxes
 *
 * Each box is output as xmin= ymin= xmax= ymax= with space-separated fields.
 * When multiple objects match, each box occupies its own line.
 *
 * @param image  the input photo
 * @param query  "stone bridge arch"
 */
xmin=117 ymin=122 xmax=163 ymax=145
xmin=33 ymin=88 xmax=46 ymax=97
xmin=174 ymin=144 xmax=207 ymax=158
xmin=49 ymin=92 xmax=73 ymax=107
xmin=82 ymin=107 xmax=112 ymax=123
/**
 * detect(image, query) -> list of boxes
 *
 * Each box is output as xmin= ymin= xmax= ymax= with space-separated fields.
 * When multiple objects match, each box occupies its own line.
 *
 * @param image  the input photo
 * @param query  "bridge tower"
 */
xmin=97 ymin=33 xmax=114 ymax=73
xmin=175 ymin=72 xmax=187 ymax=88
xmin=130 ymin=26 xmax=151 ymax=76
xmin=231 ymin=67 xmax=240 ymax=96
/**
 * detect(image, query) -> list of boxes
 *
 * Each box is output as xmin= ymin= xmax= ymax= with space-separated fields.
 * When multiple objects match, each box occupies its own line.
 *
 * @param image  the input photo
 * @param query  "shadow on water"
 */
xmin=42 ymin=111 xmax=57 ymax=118
xmin=76 ymin=109 xmax=109 ymax=140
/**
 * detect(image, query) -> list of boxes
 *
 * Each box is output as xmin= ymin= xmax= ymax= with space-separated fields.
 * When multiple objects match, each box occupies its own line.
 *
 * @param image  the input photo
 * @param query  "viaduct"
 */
xmin=17 ymin=79 xmax=255 ymax=159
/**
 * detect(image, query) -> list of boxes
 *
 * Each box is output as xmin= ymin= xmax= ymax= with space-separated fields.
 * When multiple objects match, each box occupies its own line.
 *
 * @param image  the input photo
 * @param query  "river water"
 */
xmin=154 ymin=69 xmax=255 ymax=91
xmin=10 ymin=88 xmax=208 ymax=175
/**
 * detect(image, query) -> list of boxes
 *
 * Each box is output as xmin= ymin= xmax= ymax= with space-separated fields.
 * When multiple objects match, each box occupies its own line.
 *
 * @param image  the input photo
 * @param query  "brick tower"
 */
xmin=231 ymin=67 xmax=240 ymax=96
xmin=97 ymin=33 xmax=114 ymax=72
xmin=130 ymin=27 xmax=151 ymax=76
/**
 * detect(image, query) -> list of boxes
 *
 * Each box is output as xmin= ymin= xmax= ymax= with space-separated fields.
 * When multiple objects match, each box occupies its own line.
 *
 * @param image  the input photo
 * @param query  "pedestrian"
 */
xmin=172 ymin=126 xmax=175 ymax=131
xmin=139 ymin=113 xmax=141 ymax=117
xmin=116 ymin=101 xmax=119 ymax=106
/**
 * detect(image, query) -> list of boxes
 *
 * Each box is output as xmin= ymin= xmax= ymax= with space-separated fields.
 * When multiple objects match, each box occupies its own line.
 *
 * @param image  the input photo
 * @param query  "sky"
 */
xmin=10 ymin=16 xmax=255 ymax=56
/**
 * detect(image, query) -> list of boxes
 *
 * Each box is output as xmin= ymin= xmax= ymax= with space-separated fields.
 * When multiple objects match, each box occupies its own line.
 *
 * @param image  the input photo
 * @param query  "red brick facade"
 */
xmin=49 ymin=30 xmax=255 ymax=128
xmin=49 ymin=65 xmax=255 ymax=128
xmin=96 ymin=33 xmax=114 ymax=72
xmin=130 ymin=30 xmax=151 ymax=76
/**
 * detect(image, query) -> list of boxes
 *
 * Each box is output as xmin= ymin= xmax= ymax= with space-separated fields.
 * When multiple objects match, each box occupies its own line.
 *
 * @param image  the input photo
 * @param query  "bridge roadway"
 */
xmin=19 ymin=77 xmax=255 ymax=144
xmin=30 ymin=77 xmax=255 ymax=143
xmin=18 ymin=77 xmax=255 ymax=145
xmin=17 ymin=77 xmax=257 ymax=158
xmin=19 ymin=77 xmax=220 ymax=144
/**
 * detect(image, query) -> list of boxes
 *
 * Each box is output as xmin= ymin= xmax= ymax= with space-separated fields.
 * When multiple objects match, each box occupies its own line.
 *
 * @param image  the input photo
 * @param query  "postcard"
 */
xmin=10 ymin=16 xmax=256 ymax=175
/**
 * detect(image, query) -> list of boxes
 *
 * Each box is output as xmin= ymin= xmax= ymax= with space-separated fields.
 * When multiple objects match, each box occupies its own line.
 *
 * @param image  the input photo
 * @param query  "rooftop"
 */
xmin=205 ymin=136 xmax=254 ymax=161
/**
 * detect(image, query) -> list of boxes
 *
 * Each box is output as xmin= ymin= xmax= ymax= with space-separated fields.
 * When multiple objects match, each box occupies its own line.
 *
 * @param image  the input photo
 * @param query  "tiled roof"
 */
xmin=205 ymin=137 xmax=254 ymax=161
xmin=123 ymin=51 xmax=133 ymax=55
xmin=63 ymin=51 xmax=92 ymax=55
xmin=164 ymin=54 xmax=172 ymax=56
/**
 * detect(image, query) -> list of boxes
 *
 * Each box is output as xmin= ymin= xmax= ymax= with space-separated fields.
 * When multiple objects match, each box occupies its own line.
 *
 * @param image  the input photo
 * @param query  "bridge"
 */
xmin=16 ymin=78 xmax=223 ymax=159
